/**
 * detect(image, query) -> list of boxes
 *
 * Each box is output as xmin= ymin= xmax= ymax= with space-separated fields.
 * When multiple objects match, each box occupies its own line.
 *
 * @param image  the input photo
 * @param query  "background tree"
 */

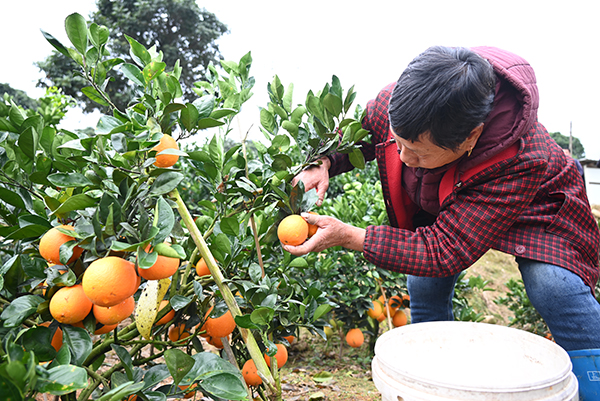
xmin=0 ymin=83 xmax=40 ymax=110
xmin=35 ymin=0 xmax=228 ymax=113
xmin=549 ymin=131 xmax=585 ymax=159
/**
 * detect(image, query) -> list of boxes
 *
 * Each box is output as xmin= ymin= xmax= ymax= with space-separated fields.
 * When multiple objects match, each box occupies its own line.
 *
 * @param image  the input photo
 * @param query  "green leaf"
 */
xmin=289 ymin=257 xmax=308 ymax=269
xmin=312 ymin=304 xmax=332 ymax=321
xmin=250 ymin=307 xmax=274 ymax=327
xmin=312 ymin=371 xmax=334 ymax=383
xmin=202 ymin=373 xmax=248 ymax=400
xmin=52 ymin=194 xmax=96 ymax=217
xmin=0 ymin=187 xmax=26 ymax=209
xmin=154 ymin=196 xmax=175 ymax=244
xmin=164 ymin=349 xmax=194 ymax=386
xmin=62 ymin=325 xmax=92 ymax=366
xmin=41 ymin=30 xmax=70 ymax=58
xmin=82 ymin=86 xmax=109 ymax=106
xmin=65 ymin=13 xmax=88 ymax=55
xmin=180 ymin=103 xmax=199 ymax=131
xmin=96 ymin=115 xmax=126 ymax=135
xmin=125 ymin=35 xmax=151 ymax=67
xmin=18 ymin=126 xmax=39 ymax=160
xmin=143 ymin=61 xmax=166 ymax=83
xmin=111 ymin=344 xmax=134 ymax=380
xmin=89 ymin=23 xmax=109 ymax=48
xmin=349 ymin=148 xmax=365 ymax=169
xmin=219 ymin=216 xmax=239 ymax=236
xmin=35 ymin=365 xmax=88 ymax=395
xmin=193 ymin=95 xmax=216 ymax=119
xmin=260 ymin=108 xmax=276 ymax=134
xmin=1 ymin=295 xmax=44 ymax=327
xmin=121 ymin=63 xmax=145 ymax=87
xmin=47 ymin=173 xmax=94 ymax=188
xmin=323 ymin=93 xmax=343 ymax=117
xmin=149 ymin=172 xmax=184 ymax=196
xmin=196 ymin=117 xmax=225 ymax=130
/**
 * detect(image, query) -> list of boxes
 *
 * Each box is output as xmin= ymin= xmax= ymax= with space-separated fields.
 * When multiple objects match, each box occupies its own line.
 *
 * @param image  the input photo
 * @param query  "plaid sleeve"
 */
xmin=363 ymin=142 xmax=548 ymax=277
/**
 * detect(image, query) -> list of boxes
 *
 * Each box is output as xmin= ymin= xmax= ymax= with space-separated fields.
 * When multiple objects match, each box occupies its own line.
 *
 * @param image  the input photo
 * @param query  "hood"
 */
xmin=461 ymin=46 xmax=540 ymax=171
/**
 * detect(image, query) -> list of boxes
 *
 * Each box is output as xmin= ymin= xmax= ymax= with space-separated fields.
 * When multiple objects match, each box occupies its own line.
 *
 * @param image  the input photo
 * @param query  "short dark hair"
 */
xmin=388 ymin=46 xmax=496 ymax=150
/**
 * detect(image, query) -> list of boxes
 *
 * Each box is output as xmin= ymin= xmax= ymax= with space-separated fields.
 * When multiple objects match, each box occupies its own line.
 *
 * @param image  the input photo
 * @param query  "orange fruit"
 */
xmin=179 ymin=383 xmax=198 ymax=399
xmin=283 ymin=335 xmax=295 ymax=344
xmin=155 ymin=300 xmax=175 ymax=325
xmin=126 ymin=396 xmax=137 ymax=401
xmin=40 ymin=322 xmax=63 ymax=352
xmin=39 ymin=225 xmax=83 ymax=264
xmin=82 ymin=257 xmax=138 ymax=307
xmin=168 ymin=323 xmax=190 ymax=342
xmin=241 ymin=359 xmax=262 ymax=386
xmin=277 ymin=215 xmax=309 ymax=246
xmin=307 ymin=211 xmax=318 ymax=238
xmin=392 ymin=309 xmax=408 ymax=327
xmin=94 ymin=323 xmax=118 ymax=335
xmin=195 ymin=258 xmax=210 ymax=277
xmin=345 ymin=328 xmax=364 ymax=348
xmin=205 ymin=309 xmax=236 ymax=338
xmin=93 ymin=296 xmax=135 ymax=325
xmin=138 ymin=244 xmax=180 ymax=280
xmin=152 ymin=134 xmax=179 ymax=168
xmin=367 ymin=299 xmax=384 ymax=320
xmin=207 ymin=335 xmax=229 ymax=349
xmin=264 ymin=343 xmax=288 ymax=368
xmin=49 ymin=284 xmax=93 ymax=324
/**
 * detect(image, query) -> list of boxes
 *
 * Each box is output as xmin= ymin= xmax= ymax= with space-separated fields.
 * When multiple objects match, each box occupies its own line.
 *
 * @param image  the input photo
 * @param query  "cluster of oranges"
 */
xmin=368 ymin=293 xmax=410 ymax=328
xmin=242 ymin=342 xmax=290 ymax=387
xmin=40 ymin=224 xmax=185 ymax=343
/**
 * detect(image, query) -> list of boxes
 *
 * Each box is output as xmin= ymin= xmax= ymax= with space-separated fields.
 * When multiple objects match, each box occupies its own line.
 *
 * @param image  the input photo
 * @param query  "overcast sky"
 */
xmin=2 ymin=1 xmax=599 ymax=160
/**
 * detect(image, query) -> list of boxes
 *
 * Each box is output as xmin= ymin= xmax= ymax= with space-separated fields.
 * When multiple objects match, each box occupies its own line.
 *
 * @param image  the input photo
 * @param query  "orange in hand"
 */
xmin=277 ymin=214 xmax=309 ymax=246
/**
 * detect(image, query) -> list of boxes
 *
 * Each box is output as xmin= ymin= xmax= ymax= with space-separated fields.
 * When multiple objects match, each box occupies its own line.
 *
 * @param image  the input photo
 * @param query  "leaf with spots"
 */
xmin=35 ymin=364 xmax=88 ymax=395
xmin=134 ymin=278 xmax=171 ymax=339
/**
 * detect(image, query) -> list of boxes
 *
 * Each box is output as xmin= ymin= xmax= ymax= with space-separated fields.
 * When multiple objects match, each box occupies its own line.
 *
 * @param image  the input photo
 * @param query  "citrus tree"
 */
xmin=0 ymin=12 xmax=371 ymax=401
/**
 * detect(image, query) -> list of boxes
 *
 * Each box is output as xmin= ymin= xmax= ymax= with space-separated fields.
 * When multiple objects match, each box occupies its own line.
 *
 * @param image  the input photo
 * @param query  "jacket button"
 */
xmin=515 ymin=245 xmax=526 ymax=254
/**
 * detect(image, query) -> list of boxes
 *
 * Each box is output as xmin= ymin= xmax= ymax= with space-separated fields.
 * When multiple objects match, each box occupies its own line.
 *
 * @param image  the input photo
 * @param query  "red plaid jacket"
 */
xmin=328 ymin=47 xmax=600 ymax=291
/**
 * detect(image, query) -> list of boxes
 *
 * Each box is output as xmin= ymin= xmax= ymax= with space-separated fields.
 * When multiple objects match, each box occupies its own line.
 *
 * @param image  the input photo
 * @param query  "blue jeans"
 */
xmin=407 ymin=258 xmax=600 ymax=351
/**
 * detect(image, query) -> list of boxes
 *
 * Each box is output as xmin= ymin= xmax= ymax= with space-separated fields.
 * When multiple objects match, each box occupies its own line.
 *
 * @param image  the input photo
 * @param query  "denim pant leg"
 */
xmin=407 ymin=273 xmax=461 ymax=323
xmin=517 ymin=257 xmax=600 ymax=351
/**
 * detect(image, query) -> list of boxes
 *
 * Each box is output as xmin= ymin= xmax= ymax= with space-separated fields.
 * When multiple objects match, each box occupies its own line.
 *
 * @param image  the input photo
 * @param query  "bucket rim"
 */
xmin=374 ymin=321 xmax=573 ymax=391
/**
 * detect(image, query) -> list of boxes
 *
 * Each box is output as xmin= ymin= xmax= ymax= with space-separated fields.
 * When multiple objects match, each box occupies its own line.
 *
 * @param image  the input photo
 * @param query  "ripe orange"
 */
xmin=277 ymin=214 xmax=309 ymax=246
xmin=264 ymin=343 xmax=288 ymax=368
xmin=93 ymin=296 xmax=135 ymax=325
xmin=205 ymin=309 xmax=236 ymax=338
xmin=392 ymin=309 xmax=408 ymax=327
xmin=345 ymin=328 xmax=364 ymax=348
xmin=367 ymin=299 xmax=384 ymax=320
xmin=168 ymin=323 xmax=190 ymax=342
xmin=195 ymin=258 xmax=210 ymax=277
xmin=155 ymin=300 xmax=175 ymax=325
xmin=152 ymin=134 xmax=179 ymax=168
xmin=49 ymin=284 xmax=93 ymax=324
xmin=40 ymin=322 xmax=63 ymax=352
xmin=94 ymin=323 xmax=118 ymax=335
xmin=307 ymin=211 xmax=318 ymax=238
xmin=207 ymin=335 xmax=229 ymax=349
xmin=138 ymin=244 xmax=180 ymax=280
xmin=39 ymin=225 xmax=83 ymax=264
xmin=179 ymin=383 xmax=198 ymax=399
xmin=283 ymin=335 xmax=295 ymax=345
xmin=241 ymin=359 xmax=262 ymax=386
xmin=82 ymin=257 xmax=138 ymax=307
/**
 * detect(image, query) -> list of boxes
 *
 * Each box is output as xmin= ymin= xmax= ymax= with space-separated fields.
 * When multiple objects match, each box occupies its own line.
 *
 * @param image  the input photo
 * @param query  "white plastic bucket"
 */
xmin=372 ymin=321 xmax=578 ymax=401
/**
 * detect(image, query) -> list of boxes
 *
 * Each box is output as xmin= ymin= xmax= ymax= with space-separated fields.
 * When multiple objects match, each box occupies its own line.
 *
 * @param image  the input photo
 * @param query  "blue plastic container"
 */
xmin=568 ymin=349 xmax=600 ymax=401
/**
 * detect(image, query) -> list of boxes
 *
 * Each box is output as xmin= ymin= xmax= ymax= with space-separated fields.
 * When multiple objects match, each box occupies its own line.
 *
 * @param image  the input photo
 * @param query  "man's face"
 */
xmin=391 ymin=129 xmax=467 ymax=169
